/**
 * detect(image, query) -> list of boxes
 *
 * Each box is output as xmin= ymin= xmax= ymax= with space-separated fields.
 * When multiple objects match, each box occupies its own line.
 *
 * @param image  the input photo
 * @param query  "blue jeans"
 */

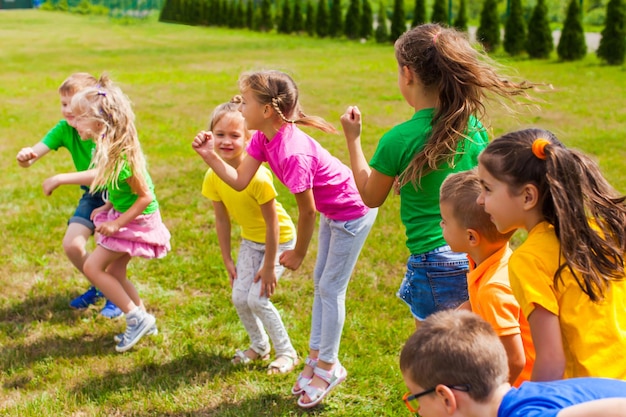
xmin=69 ymin=190 xmax=105 ymax=232
xmin=397 ymin=245 xmax=469 ymax=320
xmin=309 ymin=208 xmax=377 ymax=364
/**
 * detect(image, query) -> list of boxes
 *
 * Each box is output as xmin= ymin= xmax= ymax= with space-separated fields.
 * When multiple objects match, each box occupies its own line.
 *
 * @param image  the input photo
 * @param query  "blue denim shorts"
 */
xmin=397 ymin=245 xmax=469 ymax=320
xmin=68 ymin=189 xmax=105 ymax=232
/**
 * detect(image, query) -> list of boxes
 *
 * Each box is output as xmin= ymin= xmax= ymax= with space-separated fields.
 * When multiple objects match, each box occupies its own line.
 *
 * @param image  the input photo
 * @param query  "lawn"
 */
xmin=0 ymin=10 xmax=625 ymax=417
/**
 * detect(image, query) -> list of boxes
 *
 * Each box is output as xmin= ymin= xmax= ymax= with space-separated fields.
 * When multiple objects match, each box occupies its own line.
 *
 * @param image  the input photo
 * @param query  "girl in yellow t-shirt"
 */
xmin=195 ymin=97 xmax=299 ymax=375
xmin=476 ymin=127 xmax=626 ymax=381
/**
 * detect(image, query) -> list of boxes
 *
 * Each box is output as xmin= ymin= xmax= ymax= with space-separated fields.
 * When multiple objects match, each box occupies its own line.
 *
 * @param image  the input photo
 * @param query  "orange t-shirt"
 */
xmin=467 ymin=244 xmax=535 ymax=386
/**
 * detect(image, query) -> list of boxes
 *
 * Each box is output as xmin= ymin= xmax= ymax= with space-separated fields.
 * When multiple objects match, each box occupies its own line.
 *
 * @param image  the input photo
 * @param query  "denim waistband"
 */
xmin=413 ymin=245 xmax=452 ymax=257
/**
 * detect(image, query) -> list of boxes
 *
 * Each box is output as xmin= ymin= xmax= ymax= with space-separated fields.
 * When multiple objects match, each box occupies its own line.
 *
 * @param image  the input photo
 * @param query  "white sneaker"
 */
xmin=115 ymin=309 xmax=156 ymax=353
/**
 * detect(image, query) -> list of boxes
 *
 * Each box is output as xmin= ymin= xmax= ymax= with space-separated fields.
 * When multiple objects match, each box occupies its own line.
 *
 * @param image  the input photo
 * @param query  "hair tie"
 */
xmin=433 ymin=32 xmax=440 ymax=45
xmin=531 ymin=138 xmax=550 ymax=160
xmin=97 ymin=91 xmax=106 ymax=97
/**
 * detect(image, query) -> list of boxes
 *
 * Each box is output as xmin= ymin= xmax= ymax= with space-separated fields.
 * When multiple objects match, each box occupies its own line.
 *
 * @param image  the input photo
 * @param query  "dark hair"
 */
xmin=394 ymin=23 xmax=539 ymax=188
xmin=400 ymin=309 xmax=508 ymax=402
xmin=479 ymin=128 xmax=626 ymax=301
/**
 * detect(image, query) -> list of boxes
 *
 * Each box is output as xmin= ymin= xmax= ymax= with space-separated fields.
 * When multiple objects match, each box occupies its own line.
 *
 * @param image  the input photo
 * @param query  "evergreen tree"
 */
xmin=597 ymin=0 xmax=626 ymax=65
xmin=430 ymin=0 xmax=447 ymax=25
xmin=293 ymin=0 xmax=305 ymax=32
xmin=557 ymin=0 xmax=587 ymax=61
xmin=279 ymin=0 xmax=293 ymax=33
xmin=235 ymin=0 xmax=246 ymax=27
xmin=375 ymin=0 xmax=389 ymax=42
xmin=210 ymin=0 xmax=220 ymax=25
xmin=504 ymin=0 xmax=526 ymax=55
xmin=390 ymin=0 xmax=405 ymax=41
xmin=306 ymin=0 xmax=316 ymax=35
xmin=329 ymin=0 xmax=343 ymax=37
xmin=412 ymin=0 xmax=426 ymax=27
xmin=227 ymin=0 xmax=236 ymax=28
xmin=317 ymin=0 xmax=330 ymax=37
xmin=477 ymin=0 xmax=500 ymax=52
xmin=360 ymin=0 xmax=373 ymax=38
xmin=526 ymin=0 xmax=553 ymax=58
xmin=259 ymin=0 xmax=273 ymax=31
xmin=453 ymin=0 xmax=468 ymax=31
xmin=246 ymin=0 xmax=254 ymax=29
xmin=345 ymin=0 xmax=361 ymax=38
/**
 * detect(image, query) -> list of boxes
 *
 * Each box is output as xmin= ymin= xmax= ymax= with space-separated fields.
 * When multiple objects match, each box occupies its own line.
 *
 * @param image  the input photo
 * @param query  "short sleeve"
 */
xmin=369 ymin=130 xmax=407 ymax=177
xmin=201 ymin=169 xmax=220 ymax=201
xmin=477 ymin=282 xmax=522 ymax=337
xmin=246 ymin=131 xmax=267 ymax=162
xmin=509 ymin=250 xmax=559 ymax=319
xmin=249 ymin=167 xmax=278 ymax=206
xmin=41 ymin=120 xmax=71 ymax=151
xmin=281 ymin=154 xmax=314 ymax=194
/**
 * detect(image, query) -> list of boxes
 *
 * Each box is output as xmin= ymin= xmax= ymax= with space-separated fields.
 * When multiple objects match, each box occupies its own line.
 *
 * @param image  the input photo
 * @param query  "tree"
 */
xmin=329 ymin=0 xmax=343 ymax=37
xmin=526 ymin=0 xmax=553 ymax=58
xmin=597 ymin=0 xmax=626 ymax=65
xmin=360 ymin=0 xmax=373 ymax=38
xmin=245 ymin=0 xmax=254 ymax=29
xmin=430 ymin=0 xmax=447 ymax=25
xmin=557 ymin=0 xmax=587 ymax=61
xmin=293 ymin=0 xmax=305 ymax=32
xmin=504 ymin=0 xmax=526 ymax=55
xmin=258 ymin=0 xmax=273 ymax=31
xmin=390 ymin=0 xmax=405 ymax=41
xmin=305 ymin=0 xmax=316 ymax=35
xmin=412 ymin=0 xmax=426 ymax=27
xmin=453 ymin=0 xmax=468 ymax=32
xmin=345 ymin=0 xmax=361 ymax=38
xmin=278 ymin=0 xmax=293 ymax=33
xmin=477 ymin=0 xmax=500 ymax=52
xmin=317 ymin=0 xmax=330 ymax=37
xmin=375 ymin=0 xmax=389 ymax=42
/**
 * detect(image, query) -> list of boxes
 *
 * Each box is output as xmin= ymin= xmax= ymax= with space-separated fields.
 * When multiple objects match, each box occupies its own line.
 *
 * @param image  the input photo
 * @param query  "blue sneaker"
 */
xmin=115 ymin=309 xmax=156 ymax=352
xmin=69 ymin=286 xmax=103 ymax=309
xmin=100 ymin=299 xmax=123 ymax=319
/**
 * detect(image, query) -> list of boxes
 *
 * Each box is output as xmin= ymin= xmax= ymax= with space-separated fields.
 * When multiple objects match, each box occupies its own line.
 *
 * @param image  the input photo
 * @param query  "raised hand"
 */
xmin=191 ymin=130 xmax=216 ymax=160
xmin=16 ymin=147 xmax=38 ymax=167
xmin=340 ymin=105 xmax=363 ymax=143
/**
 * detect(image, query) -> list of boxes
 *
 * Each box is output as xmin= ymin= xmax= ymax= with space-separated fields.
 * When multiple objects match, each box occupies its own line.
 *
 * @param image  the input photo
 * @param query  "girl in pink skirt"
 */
xmin=71 ymin=74 xmax=171 ymax=352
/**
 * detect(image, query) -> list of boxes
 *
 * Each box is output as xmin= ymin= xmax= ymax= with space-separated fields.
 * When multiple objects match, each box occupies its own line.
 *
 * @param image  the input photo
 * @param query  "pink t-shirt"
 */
xmin=246 ymin=124 xmax=369 ymax=221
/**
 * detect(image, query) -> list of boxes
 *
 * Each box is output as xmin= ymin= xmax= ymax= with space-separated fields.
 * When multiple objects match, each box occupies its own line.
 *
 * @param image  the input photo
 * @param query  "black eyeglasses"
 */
xmin=402 ymin=384 xmax=470 ymax=414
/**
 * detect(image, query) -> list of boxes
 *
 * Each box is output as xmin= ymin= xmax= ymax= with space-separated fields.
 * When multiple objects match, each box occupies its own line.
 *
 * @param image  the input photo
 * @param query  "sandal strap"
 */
xmin=232 ymin=349 xmax=252 ymax=364
xmin=305 ymin=356 xmax=318 ymax=368
xmin=313 ymin=362 xmax=343 ymax=385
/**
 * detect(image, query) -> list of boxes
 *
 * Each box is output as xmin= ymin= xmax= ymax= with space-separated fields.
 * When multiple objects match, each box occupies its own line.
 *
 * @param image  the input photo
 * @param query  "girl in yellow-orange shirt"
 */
xmin=476 ymin=128 xmax=626 ymax=381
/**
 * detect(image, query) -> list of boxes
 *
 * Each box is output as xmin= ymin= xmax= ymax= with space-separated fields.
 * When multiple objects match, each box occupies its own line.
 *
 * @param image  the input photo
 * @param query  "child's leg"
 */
xmin=62 ymin=222 xmax=92 ymax=273
xmin=248 ymin=239 xmax=297 ymax=360
xmin=301 ymin=209 xmax=377 ymax=403
xmin=83 ymin=246 xmax=137 ymax=314
xmin=231 ymin=239 xmax=270 ymax=359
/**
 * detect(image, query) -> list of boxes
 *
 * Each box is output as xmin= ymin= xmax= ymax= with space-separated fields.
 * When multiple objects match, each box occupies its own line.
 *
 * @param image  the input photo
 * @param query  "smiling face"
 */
xmin=73 ymin=114 xmax=103 ymax=141
xmin=212 ymin=112 xmax=247 ymax=166
xmin=60 ymin=93 xmax=76 ymax=127
xmin=476 ymin=163 xmax=527 ymax=234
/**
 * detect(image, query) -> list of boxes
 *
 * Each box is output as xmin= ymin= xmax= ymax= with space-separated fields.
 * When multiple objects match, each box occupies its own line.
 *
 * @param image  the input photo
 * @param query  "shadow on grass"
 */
xmin=0 ymin=292 xmax=97 ymax=327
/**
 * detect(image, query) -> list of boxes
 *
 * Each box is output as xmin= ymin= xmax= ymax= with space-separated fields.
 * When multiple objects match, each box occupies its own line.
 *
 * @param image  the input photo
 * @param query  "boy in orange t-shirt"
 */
xmin=439 ymin=170 xmax=535 ymax=386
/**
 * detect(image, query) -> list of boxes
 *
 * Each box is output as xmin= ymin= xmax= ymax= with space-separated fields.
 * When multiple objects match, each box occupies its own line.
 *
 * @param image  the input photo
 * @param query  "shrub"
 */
xmin=390 ymin=0 xmax=405 ymax=41
xmin=375 ymin=0 xmax=389 ymax=42
xmin=329 ymin=0 xmax=343 ymax=37
xmin=430 ymin=0 xmax=447 ymax=25
xmin=317 ymin=0 xmax=330 ymax=37
xmin=360 ymin=0 xmax=373 ymax=38
xmin=305 ymin=0 xmax=316 ymax=35
xmin=504 ymin=0 xmax=526 ymax=55
xmin=477 ymin=0 xmax=500 ymax=52
xmin=293 ymin=0 xmax=304 ymax=32
xmin=454 ymin=0 xmax=468 ymax=32
xmin=526 ymin=0 xmax=553 ymax=58
xmin=557 ymin=0 xmax=587 ymax=61
xmin=258 ymin=0 xmax=273 ymax=31
xmin=412 ymin=0 xmax=426 ymax=27
xmin=345 ymin=0 xmax=361 ymax=38
xmin=597 ymin=0 xmax=626 ymax=65
xmin=246 ymin=0 xmax=254 ymax=29
xmin=278 ymin=0 xmax=293 ymax=33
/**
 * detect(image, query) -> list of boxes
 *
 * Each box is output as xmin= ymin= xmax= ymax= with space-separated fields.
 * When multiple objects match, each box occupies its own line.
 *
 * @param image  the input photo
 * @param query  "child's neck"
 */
xmin=260 ymin=120 xmax=286 ymax=142
xmin=468 ymin=241 xmax=507 ymax=266
xmin=465 ymin=383 xmax=510 ymax=417
xmin=411 ymin=88 xmax=438 ymax=113
xmin=224 ymin=155 xmax=244 ymax=169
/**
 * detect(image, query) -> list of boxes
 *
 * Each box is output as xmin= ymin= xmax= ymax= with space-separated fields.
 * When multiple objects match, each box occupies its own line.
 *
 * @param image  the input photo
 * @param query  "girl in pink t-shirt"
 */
xmin=192 ymin=70 xmax=377 ymax=408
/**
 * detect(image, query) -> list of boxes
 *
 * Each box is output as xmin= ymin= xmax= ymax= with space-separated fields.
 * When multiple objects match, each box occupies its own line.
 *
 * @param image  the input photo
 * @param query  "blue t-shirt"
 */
xmin=498 ymin=378 xmax=626 ymax=417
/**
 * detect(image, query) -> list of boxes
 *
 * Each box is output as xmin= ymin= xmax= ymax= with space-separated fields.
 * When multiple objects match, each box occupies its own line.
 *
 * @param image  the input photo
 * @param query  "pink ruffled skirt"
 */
xmin=94 ymin=208 xmax=171 ymax=259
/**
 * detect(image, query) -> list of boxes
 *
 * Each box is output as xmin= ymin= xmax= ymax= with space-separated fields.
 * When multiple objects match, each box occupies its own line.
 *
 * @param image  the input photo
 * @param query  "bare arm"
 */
xmin=340 ymin=106 xmax=395 ymax=207
xmin=42 ymin=169 xmax=97 ymax=196
xmin=559 ymin=399 xmax=626 ymax=417
xmin=192 ymin=130 xmax=261 ymax=191
xmin=95 ymin=174 xmax=152 ymax=236
xmin=279 ymin=189 xmax=316 ymax=271
xmin=212 ymin=201 xmax=236 ymax=285
xmin=16 ymin=142 xmax=50 ymax=168
xmin=528 ymin=305 xmax=566 ymax=381
xmin=255 ymin=199 xmax=280 ymax=297
xmin=499 ymin=334 xmax=526 ymax=384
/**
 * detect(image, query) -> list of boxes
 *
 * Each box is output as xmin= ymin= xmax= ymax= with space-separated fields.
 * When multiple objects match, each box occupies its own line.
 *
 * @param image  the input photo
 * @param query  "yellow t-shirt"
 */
xmin=509 ymin=221 xmax=626 ymax=379
xmin=202 ymin=165 xmax=295 ymax=244
xmin=468 ymin=244 xmax=535 ymax=386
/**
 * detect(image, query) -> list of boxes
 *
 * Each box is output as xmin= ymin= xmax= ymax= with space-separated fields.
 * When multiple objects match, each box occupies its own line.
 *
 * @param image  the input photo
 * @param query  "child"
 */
xmin=340 ymin=23 xmax=537 ymax=327
xmin=192 ymin=70 xmax=377 ymax=408
xmin=477 ymin=128 xmax=626 ymax=380
xmin=15 ymin=72 xmax=122 ymax=319
xmin=399 ymin=309 xmax=626 ymax=417
xmin=439 ymin=170 xmax=534 ymax=386
xmin=197 ymin=97 xmax=299 ymax=374
xmin=72 ymin=75 xmax=171 ymax=352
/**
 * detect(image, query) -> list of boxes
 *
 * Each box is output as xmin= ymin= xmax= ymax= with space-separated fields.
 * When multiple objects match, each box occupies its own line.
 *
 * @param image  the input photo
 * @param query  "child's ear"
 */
xmin=521 ymin=183 xmax=540 ymax=211
xmin=401 ymin=65 xmax=414 ymax=84
xmin=467 ymin=229 xmax=480 ymax=247
xmin=263 ymin=104 xmax=273 ymax=119
xmin=435 ymin=385 xmax=458 ymax=415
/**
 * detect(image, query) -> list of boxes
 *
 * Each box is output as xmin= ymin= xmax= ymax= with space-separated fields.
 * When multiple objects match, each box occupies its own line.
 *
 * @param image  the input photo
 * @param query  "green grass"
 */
xmin=1 ymin=10 xmax=625 ymax=417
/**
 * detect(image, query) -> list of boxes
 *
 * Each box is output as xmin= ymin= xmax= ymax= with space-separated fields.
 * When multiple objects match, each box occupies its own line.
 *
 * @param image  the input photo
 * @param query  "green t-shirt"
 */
xmin=41 ymin=120 xmax=95 ymax=172
xmin=107 ymin=162 xmax=159 ymax=215
xmin=369 ymin=108 xmax=488 ymax=255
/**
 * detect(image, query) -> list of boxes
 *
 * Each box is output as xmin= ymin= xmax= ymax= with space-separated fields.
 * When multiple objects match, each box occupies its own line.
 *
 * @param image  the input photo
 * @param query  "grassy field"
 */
xmin=1 ymin=10 xmax=625 ymax=417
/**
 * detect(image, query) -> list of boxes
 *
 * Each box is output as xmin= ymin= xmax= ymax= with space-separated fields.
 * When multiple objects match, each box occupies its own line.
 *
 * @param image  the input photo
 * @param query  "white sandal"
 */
xmin=231 ymin=348 xmax=270 ymax=365
xmin=297 ymin=363 xmax=347 ymax=409
xmin=291 ymin=356 xmax=318 ymax=395
xmin=267 ymin=354 xmax=300 ymax=374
